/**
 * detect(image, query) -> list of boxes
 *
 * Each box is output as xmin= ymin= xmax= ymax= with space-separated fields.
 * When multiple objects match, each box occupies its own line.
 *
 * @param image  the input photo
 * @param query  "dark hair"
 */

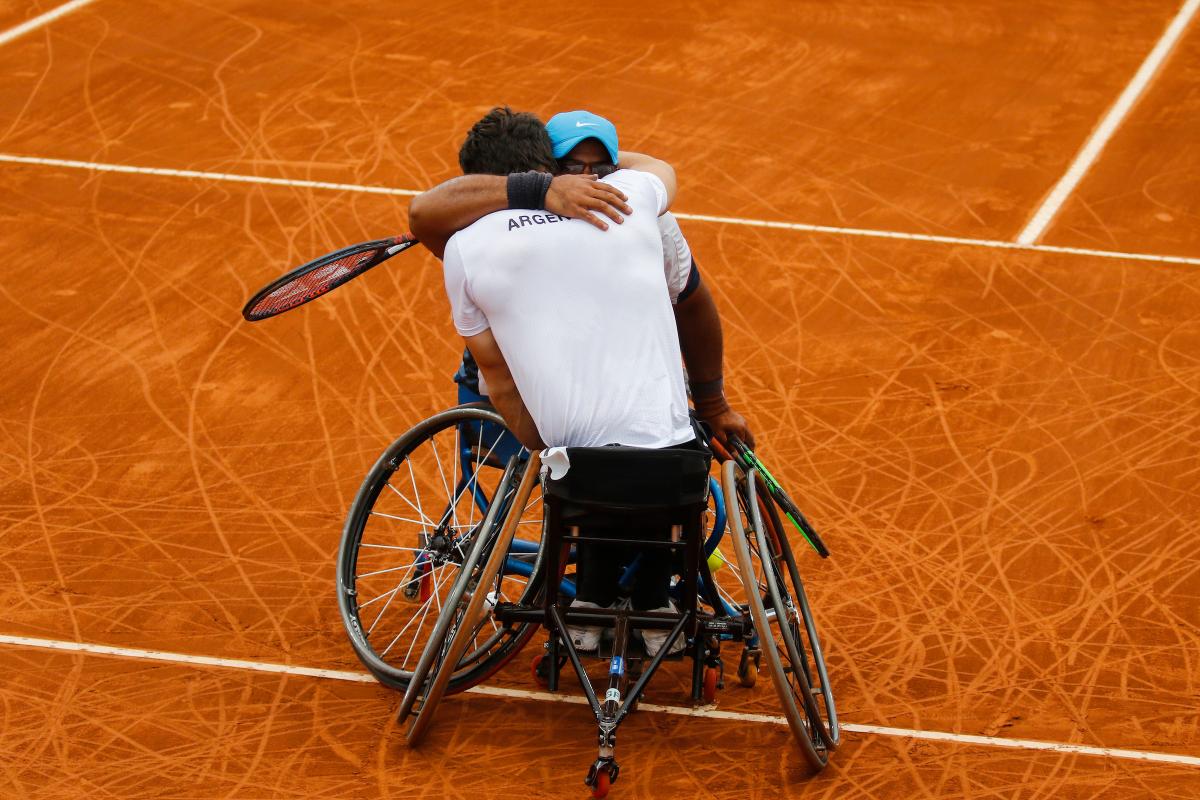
xmin=458 ymin=107 xmax=557 ymax=175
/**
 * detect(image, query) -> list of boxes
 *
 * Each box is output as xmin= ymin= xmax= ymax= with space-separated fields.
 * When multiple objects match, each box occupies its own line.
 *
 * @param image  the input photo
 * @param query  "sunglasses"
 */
xmin=559 ymin=161 xmax=617 ymax=178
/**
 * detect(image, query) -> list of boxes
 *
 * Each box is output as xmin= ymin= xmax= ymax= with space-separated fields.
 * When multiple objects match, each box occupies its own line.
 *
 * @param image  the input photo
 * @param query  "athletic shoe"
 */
xmin=641 ymin=604 xmax=685 ymax=656
xmin=567 ymin=600 xmax=608 ymax=651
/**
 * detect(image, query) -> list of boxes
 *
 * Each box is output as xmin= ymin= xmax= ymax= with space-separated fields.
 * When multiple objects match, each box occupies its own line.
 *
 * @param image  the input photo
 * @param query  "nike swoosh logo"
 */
xmin=575 ymin=121 xmax=600 ymax=128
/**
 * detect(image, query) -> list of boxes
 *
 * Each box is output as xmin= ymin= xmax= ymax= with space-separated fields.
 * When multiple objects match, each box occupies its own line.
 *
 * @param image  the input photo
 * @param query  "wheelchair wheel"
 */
xmin=695 ymin=472 xmax=764 ymax=687
xmin=401 ymin=451 xmax=543 ymax=745
xmin=336 ymin=405 xmax=545 ymax=693
xmin=723 ymin=460 xmax=838 ymax=771
xmin=754 ymin=467 xmax=839 ymax=753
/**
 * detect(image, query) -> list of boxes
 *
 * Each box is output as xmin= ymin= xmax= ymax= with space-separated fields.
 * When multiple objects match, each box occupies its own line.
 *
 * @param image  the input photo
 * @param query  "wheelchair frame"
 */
xmin=489 ymin=444 xmax=750 ymax=790
xmin=338 ymin=404 xmax=838 ymax=797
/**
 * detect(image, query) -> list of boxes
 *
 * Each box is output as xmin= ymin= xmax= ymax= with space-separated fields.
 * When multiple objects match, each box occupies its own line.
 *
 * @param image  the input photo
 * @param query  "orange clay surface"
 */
xmin=1 ymin=1 xmax=1199 ymax=798
xmin=0 ymin=0 xmax=1188 ymax=241
xmin=2 ymin=651 xmax=1198 ymax=800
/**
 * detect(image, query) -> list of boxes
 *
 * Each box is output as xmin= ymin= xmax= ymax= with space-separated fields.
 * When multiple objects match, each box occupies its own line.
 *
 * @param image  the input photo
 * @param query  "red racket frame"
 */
xmin=242 ymin=234 xmax=417 ymax=322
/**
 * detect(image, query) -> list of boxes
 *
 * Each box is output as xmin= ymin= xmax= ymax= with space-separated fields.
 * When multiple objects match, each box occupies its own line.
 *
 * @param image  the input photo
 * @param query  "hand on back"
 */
xmin=545 ymin=174 xmax=632 ymax=231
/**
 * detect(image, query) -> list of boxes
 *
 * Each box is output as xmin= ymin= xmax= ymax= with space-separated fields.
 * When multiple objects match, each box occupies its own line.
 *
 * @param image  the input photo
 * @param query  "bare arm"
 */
xmin=409 ymin=174 xmax=633 ymax=260
xmin=462 ymin=328 xmax=546 ymax=451
xmin=672 ymin=277 xmax=754 ymax=447
xmin=616 ymin=151 xmax=677 ymax=209
xmin=409 ymin=176 xmax=506 ymax=260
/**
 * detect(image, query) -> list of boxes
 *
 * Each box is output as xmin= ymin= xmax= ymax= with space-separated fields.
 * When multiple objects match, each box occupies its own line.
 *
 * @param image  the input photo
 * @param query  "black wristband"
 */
xmin=536 ymin=171 xmax=552 ymax=208
xmin=689 ymin=376 xmax=724 ymax=398
xmin=507 ymin=171 xmax=552 ymax=210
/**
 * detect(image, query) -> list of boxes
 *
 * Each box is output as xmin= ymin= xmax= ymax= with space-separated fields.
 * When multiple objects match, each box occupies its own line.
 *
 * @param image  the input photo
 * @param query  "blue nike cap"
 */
xmin=545 ymin=110 xmax=619 ymax=165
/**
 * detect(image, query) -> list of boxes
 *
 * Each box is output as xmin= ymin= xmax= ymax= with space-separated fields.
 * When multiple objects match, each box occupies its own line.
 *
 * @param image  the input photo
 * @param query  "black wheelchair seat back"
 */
xmin=544 ymin=445 xmax=712 ymax=515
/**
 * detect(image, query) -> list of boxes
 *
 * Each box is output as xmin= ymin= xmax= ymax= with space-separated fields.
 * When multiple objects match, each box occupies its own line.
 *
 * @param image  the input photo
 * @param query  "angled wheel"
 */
xmin=723 ymin=461 xmax=838 ymax=771
xmin=337 ymin=405 xmax=546 ymax=694
xmin=401 ymin=452 xmax=544 ymax=745
xmin=395 ymin=454 xmax=523 ymax=732
xmin=696 ymin=471 xmax=764 ymax=690
xmin=753 ymin=466 xmax=839 ymax=754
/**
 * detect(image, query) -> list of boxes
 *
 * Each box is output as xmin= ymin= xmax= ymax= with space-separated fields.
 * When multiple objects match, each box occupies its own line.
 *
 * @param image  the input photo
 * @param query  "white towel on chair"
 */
xmin=541 ymin=447 xmax=571 ymax=480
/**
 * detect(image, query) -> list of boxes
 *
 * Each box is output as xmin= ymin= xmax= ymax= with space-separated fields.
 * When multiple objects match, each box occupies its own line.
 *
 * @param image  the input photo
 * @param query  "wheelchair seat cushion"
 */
xmin=544 ymin=445 xmax=711 ymax=511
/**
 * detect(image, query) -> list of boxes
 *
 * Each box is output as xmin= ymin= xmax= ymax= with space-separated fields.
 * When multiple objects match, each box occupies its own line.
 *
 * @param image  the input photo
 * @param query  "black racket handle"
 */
xmin=728 ymin=435 xmax=830 ymax=558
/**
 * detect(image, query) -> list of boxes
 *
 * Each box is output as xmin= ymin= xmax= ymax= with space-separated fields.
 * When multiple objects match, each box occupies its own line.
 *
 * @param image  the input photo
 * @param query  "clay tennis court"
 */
xmin=2 ymin=0 xmax=1199 ymax=796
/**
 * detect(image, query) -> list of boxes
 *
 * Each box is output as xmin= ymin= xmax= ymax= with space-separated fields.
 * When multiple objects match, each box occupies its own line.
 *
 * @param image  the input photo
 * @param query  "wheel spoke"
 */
xmin=357 ymin=562 xmax=422 ymax=580
xmin=340 ymin=408 xmax=547 ymax=694
xmin=384 ymin=484 xmax=436 ymax=529
xmin=364 ymin=584 xmax=403 ymax=633
xmin=358 ymin=530 xmax=428 ymax=546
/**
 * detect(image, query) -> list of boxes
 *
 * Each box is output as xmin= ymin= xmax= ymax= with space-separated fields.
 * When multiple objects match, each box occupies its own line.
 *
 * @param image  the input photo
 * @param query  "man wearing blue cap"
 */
xmin=408 ymin=107 xmax=749 ymax=654
xmin=545 ymin=108 xmax=621 ymax=169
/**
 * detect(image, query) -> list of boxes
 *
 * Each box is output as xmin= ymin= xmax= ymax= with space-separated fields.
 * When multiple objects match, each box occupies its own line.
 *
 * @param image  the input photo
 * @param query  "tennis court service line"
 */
xmin=0 ymin=0 xmax=95 ymax=47
xmin=3 ymin=633 xmax=1199 ymax=768
xmin=0 ymin=153 xmax=419 ymax=196
xmin=1015 ymin=0 xmax=1200 ymax=245
xmin=2 ymin=151 xmax=1200 ymax=267
xmin=671 ymin=211 xmax=1200 ymax=266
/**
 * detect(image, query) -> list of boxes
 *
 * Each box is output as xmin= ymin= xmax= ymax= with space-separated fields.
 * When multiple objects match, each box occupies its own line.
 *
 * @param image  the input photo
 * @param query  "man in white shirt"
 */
xmin=443 ymin=164 xmax=690 ymax=451
xmin=409 ymin=107 xmax=749 ymax=653
xmin=414 ymin=109 xmax=751 ymax=447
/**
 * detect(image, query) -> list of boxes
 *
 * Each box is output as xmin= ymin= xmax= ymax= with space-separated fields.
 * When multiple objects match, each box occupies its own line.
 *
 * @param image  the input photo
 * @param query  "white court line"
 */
xmin=0 ymin=0 xmax=95 ymax=47
xmin=0 ymin=153 xmax=419 ymax=197
xmin=3 ymin=634 xmax=1199 ymax=768
xmin=672 ymin=211 xmax=1200 ymax=266
xmin=1016 ymin=0 xmax=1200 ymax=245
xmin=3 ymin=152 xmax=1199 ymax=267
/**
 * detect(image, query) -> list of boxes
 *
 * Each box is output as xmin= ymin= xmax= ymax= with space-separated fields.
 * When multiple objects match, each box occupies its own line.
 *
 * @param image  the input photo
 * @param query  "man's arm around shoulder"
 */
xmin=409 ymin=174 xmax=633 ymax=260
xmin=409 ymin=175 xmax=507 ymax=260
xmin=617 ymin=151 xmax=677 ymax=210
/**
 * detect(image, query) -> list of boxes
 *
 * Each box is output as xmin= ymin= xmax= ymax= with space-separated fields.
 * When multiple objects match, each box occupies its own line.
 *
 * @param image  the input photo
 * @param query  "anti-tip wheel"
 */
xmin=590 ymin=768 xmax=611 ymax=799
xmin=530 ymin=652 xmax=549 ymax=688
xmin=737 ymin=648 xmax=759 ymax=688
xmin=702 ymin=665 xmax=719 ymax=703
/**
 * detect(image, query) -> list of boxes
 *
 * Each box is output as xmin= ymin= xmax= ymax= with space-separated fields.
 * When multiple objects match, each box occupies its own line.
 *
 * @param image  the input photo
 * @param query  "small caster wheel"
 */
xmin=702 ymin=665 xmax=719 ymax=703
xmin=591 ymin=767 xmax=611 ymax=799
xmin=737 ymin=648 xmax=759 ymax=688
xmin=531 ymin=653 xmax=548 ymax=688
xmin=586 ymin=760 xmax=618 ymax=798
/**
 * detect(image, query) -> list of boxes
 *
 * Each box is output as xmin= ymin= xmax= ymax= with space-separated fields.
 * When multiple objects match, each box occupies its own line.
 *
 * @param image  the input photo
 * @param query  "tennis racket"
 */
xmin=241 ymin=234 xmax=418 ymax=322
xmin=727 ymin=435 xmax=830 ymax=558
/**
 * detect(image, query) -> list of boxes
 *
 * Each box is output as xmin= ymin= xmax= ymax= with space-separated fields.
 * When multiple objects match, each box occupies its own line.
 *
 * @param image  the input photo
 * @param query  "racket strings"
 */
xmin=248 ymin=249 xmax=379 ymax=318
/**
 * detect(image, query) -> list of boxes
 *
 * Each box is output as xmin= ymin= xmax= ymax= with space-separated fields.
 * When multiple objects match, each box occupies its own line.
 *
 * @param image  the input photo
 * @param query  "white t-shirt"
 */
xmin=443 ymin=170 xmax=694 ymax=449
xmin=658 ymin=212 xmax=693 ymax=304
xmin=470 ymin=211 xmax=692 ymax=397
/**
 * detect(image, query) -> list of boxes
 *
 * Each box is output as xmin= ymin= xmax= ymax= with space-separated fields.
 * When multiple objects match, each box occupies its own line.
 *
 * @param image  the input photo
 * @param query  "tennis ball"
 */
xmin=707 ymin=547 xmax=726 ymax=574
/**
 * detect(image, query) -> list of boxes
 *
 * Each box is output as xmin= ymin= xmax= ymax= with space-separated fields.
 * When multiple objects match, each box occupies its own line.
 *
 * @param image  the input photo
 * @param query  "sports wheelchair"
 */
xmin=336 ymin=404 xmax=838 ymax=796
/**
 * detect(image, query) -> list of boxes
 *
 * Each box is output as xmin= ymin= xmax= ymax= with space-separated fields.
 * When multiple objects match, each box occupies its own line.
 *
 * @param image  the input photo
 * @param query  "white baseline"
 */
xmin=1016 ymin=0 xmax=1200 ymax=245
xmin=2 ymin=153 xmax=1199 ymax=266
xmin=0 ymin=0 xmax=95 ymax=47
xmin=2 ymin=634 xmax=1198 ymax=768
